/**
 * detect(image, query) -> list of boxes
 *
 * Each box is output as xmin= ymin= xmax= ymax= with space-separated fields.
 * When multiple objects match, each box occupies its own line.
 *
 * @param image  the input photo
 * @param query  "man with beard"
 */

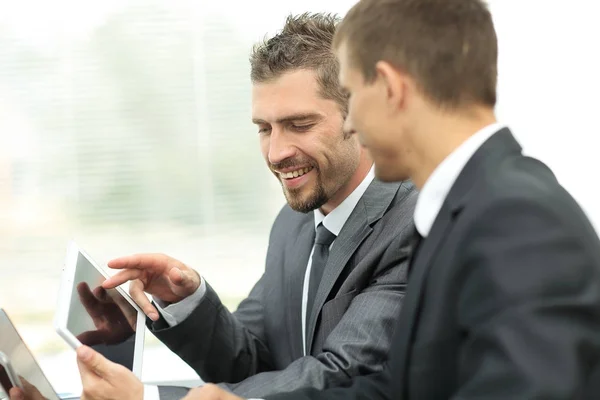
xmin=175 ymin=0 xmax=600 ymax=398
xmin=70 ymin=13 xmax=417 ymax=400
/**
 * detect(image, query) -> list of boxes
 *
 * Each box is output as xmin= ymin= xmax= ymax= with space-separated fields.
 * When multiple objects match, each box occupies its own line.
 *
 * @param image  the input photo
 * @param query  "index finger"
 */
xmin=107 ymin=253 xmax=170 ymax=271
xmin=102 ymin=269 xmax=142 ymax=289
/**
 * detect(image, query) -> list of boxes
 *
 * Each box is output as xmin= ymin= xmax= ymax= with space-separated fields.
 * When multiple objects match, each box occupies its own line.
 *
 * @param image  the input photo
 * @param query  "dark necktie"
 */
xmin=306 ymin=223 xmax=337 ymax=323
xmin=407 ymin=225 xmax=424 ymax=277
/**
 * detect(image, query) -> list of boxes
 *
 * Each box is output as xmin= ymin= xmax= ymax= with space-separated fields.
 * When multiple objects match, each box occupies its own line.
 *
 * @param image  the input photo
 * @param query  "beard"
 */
xmin=280 ymin=173 xmax=328 ymax=213
xmin=269 ymin=133 xmax=359 ymax=213
xmin=270 ymin=157 xmax=328 ymax=213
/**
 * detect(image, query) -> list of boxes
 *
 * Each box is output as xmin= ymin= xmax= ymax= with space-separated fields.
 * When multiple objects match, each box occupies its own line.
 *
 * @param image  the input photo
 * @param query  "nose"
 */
xmin=267 ymin=127 xmax=296 ymax=165
xmin=343 ymin=115 xmax=355 ymax=135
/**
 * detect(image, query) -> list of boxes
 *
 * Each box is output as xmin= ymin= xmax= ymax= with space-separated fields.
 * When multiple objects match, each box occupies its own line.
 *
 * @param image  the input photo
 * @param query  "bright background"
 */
xmin=0 ymin=0 xmax=598 ymax=394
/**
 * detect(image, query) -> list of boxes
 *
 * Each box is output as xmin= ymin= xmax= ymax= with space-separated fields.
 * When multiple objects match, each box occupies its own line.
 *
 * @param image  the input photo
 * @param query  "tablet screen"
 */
xmin=0 ymin=312 xmax=59 ymax=400
xmin=66 ymin=252 xmax=138 ymax=370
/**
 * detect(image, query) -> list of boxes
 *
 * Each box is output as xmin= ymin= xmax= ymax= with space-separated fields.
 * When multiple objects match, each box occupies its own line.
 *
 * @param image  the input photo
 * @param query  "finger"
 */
xmin=181 ymin=387 xmax=204 ymax=400
xmin=77 ymin=282 xmax=102 ymax=318
xmin=180 ymin=390 xmax=195 ymax=400
xmin=8 ymin=387 xmax=25 ymax=400
xmin=181 ymin=384 xmax=237 ymax=400
xmin=107 ymin=253 xmax=171 ymax=272
xmin=169 ymin=267 xmax=185 ymax=285
xmin=76 ymin=346 xmax=104 ymax=400
xmin=169 ymin=267 xmax=201 ymax=292
xmin=130 ymin=280 xmax=159 ymax=320
xmin=77 ymin=330 xmax=106 ymax=347
xmin=76 ymin=345 xmax=112 ymax=381
xmin=169 ymin=267 xmax=202 ymax=300
xmin=102 ymin=269 xmax=142 ymax=289
xmin=17 ymin=376 xmax=45 ymax=400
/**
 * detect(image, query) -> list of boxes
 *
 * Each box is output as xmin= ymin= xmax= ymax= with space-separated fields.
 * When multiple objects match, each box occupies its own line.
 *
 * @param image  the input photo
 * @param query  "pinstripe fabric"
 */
xmin=151 ymin=179 xmax=417 ymax=398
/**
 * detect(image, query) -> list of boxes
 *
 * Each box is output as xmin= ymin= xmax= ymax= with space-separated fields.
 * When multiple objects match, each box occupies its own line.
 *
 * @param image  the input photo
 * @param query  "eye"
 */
xmin=258 ymin=126 xmax=271 ymax=135
xmin=290 ymin=124 xmax=315 ymax=132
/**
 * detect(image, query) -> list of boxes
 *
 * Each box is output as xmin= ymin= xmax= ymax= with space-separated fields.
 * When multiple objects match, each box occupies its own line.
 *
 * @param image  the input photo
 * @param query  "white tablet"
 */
xmin=0 ymin=309 xmax=59 ymax=400
xmin=1 ymin=350 xmax=24 ymax=394
xmin=54 ymin=241 xmax=145 ymax=378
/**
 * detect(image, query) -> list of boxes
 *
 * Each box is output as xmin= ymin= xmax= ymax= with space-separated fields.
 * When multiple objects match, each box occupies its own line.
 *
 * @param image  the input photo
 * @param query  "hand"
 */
xmin=182 ymin=384 xmax=244 ymax=400
xmin=9 ymin=377 xmax=47 ymax=400
xmin=103 ymin=253 xmax=201 ymax=321
xmin=76 ymin=345 xmax=143 ymax=400
xmin=76 ymin=282 xmax=136 ymax=346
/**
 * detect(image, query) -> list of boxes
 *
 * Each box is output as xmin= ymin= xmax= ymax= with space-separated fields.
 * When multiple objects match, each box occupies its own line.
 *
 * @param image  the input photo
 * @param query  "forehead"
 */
xmin=252 ymin=69 xmax=337 ymax=122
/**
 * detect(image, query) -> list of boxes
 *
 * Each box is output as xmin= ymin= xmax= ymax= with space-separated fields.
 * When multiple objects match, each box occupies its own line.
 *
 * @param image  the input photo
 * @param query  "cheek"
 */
xmin=310 ymin=135 xmax=345 ymax=171
xmin=356 ymin=96 xmax=377 ymax=124
xmin=291 ymin=140 xmax=318 ymax=166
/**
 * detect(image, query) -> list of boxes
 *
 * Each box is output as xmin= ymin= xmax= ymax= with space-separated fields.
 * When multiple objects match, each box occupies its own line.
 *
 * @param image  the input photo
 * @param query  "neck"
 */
xmin=320 ymin=152 xmax=372 ymax=215
xmin=410 ymin=107 xmax=497 ymax=190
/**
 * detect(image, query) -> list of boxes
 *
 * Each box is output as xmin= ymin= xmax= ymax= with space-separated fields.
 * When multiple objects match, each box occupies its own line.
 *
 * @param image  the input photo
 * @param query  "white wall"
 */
xmin=234 ymin=0 xmax=600 ymax=231
xmin=490 ymin=0 xmax=600 ymax=231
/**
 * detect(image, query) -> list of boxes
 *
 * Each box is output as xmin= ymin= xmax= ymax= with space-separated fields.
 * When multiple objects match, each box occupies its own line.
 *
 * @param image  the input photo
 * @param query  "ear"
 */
xmin=375 ymin=61 xmax=405 ymax=112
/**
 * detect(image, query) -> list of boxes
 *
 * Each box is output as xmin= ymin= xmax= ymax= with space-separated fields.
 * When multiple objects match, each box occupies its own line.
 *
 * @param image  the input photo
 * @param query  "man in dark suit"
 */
xmin=70 ymin=13 xmax=417 ymax=400
xmin=179 ymin=0 xmax=600 ymax=399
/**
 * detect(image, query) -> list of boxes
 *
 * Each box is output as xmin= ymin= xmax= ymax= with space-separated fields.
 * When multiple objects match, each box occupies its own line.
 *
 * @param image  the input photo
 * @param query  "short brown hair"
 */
xmin=334 ymin=0 xmax=497 ymax=108
xmin=250 ymin=13 xmax=348 ymax=116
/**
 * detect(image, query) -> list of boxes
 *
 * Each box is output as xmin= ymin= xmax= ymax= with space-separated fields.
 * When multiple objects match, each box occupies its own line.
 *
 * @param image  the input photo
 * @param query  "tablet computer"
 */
xmin=1 ymin=350 xmax=23 ymax=395
xmin=0 ymin=309 xmax=59 ymax=400
xmin=54 ymin=241 xmax=145 ymax=378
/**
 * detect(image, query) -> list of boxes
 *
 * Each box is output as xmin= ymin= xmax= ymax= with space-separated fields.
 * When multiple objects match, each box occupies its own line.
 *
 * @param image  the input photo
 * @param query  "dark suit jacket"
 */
xmin=267 ymin=129 xmax=600 ymax=399
xmin=152 ymin=179 xmax=417 ymax=398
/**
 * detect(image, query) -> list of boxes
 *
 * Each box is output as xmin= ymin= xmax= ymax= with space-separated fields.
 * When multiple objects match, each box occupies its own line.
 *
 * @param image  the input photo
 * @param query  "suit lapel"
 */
xmin=305 ymin=180 xmax=403 ymax=354
xmin=305 ymin=215 xmax=372 ymax=354
xmin=285 ymin=216 xmax=315 ymax=358
xmin=392 ymin=202 xmax=455 ymax=392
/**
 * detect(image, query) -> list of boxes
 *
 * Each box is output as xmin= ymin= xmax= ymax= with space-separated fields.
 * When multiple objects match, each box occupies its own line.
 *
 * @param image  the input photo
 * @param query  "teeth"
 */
xmin=281 ymin=167 xmax=313 ymax=179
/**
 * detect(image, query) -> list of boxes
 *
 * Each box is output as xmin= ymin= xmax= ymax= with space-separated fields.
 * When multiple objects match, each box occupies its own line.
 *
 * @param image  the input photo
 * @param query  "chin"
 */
xmin=284 ymin=187 xmax=325 ymax=214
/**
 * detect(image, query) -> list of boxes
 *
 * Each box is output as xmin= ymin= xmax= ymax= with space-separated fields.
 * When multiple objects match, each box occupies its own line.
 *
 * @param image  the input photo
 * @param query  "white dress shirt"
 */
xmin=414 ymin=122 xmax=505 ymax=237
xmin=302 ymin=165 xmax=375 ymax=356
xmin=143 ymin=166 xmax=375 ymax=400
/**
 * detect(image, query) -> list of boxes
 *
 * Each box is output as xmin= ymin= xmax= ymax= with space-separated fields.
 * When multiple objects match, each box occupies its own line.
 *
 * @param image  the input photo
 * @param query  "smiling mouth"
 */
xmin=278 ymin=166 xmax=314 ymax=179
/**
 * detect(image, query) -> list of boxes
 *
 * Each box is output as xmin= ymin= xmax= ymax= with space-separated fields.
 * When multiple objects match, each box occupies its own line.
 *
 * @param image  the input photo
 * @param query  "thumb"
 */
xmin=8 ymin=387 xmax=25 ymax=400
xmin=77 ymin=345 xmax=111 ymax=378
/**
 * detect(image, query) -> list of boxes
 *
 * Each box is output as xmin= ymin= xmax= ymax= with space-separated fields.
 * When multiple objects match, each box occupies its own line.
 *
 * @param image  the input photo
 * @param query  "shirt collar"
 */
xmin=314 ymin=165 xmax=375 ymax=236
xmin=414 ymin=122 xmax=505 ymax=237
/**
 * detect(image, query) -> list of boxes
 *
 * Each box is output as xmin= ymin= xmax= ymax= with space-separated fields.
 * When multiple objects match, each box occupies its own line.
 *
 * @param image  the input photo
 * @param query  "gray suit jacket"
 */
xmin=152 ymin=179 xmax=417 ymax=398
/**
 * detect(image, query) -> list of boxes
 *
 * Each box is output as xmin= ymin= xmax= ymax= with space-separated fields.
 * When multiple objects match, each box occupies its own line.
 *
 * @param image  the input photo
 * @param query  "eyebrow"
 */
xmin=252 ymin=113 xmax=324 ymax=125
